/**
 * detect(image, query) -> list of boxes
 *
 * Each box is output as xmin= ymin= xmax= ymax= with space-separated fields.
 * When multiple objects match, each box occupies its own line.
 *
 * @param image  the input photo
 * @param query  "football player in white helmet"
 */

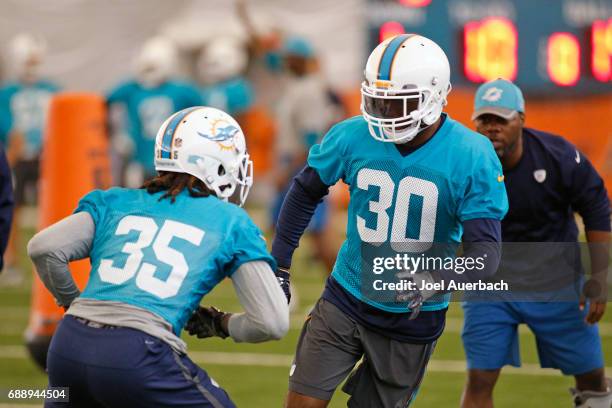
xmin=28 ymin=106 xmax=288 ymax=407
xmin=154 ymin=106 xmax=253 ymax=206
xmin=360 ymin=34 xmax=451 ymax=144
xmin=133 ymin=36 xmax=179 ymax=89
xmin=197 ymin=35 xmax=255 ymax=117
xmin=198 ymin=36 xmax=248 ymax=86
xmin=8 ymin=33 xmax=46 ymax=84
xmin=107 ymin=36 xmax=202 ymax=187
xmin=0 ymin=33 xmax=59 ymax=287
xmin=271 ymin=34 xmax=507 ymax=407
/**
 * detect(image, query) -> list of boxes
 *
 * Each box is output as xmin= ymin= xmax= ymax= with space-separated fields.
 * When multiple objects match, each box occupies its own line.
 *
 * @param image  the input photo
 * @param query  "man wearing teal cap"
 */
xmin=469 ymin=78 xmax=526 ymax=166
xmin=271 ymin=35 xmax=339 ymax=276
xmin=461 ymin=79 xmax=612 ymax=408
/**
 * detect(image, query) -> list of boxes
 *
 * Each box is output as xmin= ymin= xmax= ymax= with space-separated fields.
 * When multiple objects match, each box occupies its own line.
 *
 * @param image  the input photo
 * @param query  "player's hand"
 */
xmin=395 ymin=271 xmax=437 ymax=320
xmin=583 ymin=301 xmax=606 ymax=324
xmin=395 ymin=271 xmax=424 ymax=320
xmin=184 ymin=306 xmax=230 ymax=339
xmin=396 ymin=287 xmax=424 ymax=320
xmin=580 ymin=278 xmax=607 ymax=324
xmin=55 ymin=299 xmax=71 ymax=312
xmin=275 ymin=267 xmax=291 ymax=304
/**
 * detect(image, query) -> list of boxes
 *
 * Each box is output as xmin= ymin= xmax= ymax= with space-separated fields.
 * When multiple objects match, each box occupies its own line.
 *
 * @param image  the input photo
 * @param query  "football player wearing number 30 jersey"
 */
xmin=272 ymin=34 xmax=508 ymax=407
xmin=28 ymin=107 xmax=289 ymax=407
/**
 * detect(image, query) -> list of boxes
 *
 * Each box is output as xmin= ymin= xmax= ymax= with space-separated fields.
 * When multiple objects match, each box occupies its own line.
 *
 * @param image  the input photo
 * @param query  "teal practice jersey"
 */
xmin=106 ymin=80 xmax=202 ymax=174
xmin=0 ymin=80 xmax=60 ymax=156
xmin=201 ymin=77 xmax=254 ymax=116
xmin=308 ymin=115 xmax=508 ymax=313
xmin=75 ymin=188 xmax=275 ymax=335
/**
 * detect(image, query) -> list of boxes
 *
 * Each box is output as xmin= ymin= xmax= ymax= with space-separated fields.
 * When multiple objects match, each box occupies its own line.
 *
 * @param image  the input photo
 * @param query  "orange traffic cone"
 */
xmin=25 ymin=92 xmax=111 ymax=369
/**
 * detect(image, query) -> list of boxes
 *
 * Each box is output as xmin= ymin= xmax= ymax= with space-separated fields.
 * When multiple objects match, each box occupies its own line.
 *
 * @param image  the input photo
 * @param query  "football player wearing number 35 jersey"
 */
xmin=28 ymin=107 xmax=289 ymax=407
xmin=272 ymin=34 xmax=508 ymax=407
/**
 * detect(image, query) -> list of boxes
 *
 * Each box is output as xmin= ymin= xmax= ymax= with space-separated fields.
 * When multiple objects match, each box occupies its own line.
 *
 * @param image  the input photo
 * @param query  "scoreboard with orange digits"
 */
xmin=367 ymin=0 xmax=612 ymax=95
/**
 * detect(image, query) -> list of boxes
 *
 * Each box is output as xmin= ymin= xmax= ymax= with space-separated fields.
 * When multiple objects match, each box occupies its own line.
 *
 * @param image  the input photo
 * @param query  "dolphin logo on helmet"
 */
xmin=154 ymin=106 xmax=253 ymax=207
xmin=197 ymin=125 xmax=240 ymax=142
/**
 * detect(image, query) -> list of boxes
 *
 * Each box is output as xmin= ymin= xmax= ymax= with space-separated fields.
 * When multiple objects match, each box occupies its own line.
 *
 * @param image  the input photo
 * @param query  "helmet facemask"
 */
xmin=189 ymin=152 xmax=253 ymax=207
xmin=234 ymin=153 xmax=254 ymax=206
xmin=361 ymin=81 xmax=449 ymax=144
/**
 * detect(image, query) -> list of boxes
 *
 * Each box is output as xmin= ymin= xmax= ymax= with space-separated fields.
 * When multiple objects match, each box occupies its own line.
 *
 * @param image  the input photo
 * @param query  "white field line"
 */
xmin=0 ymin=345 xmax=608 ymax=377
xmin=288 ymin=315 xmax=612 ymax=336
xmin=2 ymin=315 xmax=612 ymax=338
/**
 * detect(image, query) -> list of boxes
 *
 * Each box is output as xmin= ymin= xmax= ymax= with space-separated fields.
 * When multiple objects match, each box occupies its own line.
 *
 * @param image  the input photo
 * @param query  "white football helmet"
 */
xmin=133 ymin=36 xmax=178 ymax=88
xmin=8 ymin=33 xmax=46 ymax=83
xmin=198 ymin=36 xmax=248 ymax=84
xmin=154 ymin=106 xmax=253 ymax=206
xmin=361 ymin=34 xmax=452 ymax=144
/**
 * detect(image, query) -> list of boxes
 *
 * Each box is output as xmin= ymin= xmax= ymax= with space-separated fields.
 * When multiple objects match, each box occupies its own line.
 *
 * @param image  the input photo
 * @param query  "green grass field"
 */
xmin=0 ymin=223 xmax=610 ymax=407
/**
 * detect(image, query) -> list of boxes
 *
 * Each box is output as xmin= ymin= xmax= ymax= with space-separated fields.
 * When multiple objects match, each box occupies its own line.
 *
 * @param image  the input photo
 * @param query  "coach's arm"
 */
xmin=567 ymin=151 xmax=611 ymax=323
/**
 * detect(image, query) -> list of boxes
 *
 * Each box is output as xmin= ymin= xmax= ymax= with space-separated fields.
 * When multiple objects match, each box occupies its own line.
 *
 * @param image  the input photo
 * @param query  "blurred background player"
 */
xmin=235 ymin=0 xmax=348 ymax=226
xmin=272 ymin=34 xmax=507 ymax=407
xmin=28 ymin=107 xmax=289 ymax=407
xmin=239 ymin=0 xmax=344 ymax=271
xmin=106 ymin=36 xmax=202 ymax=188
xmin=197 ymin=34 xmax=271 ymax=194
xmin=461 ymin=79 xmax=612 ymax=408
xmin=235 ymin=0 xmax=287 ymax=108
xmin=198 ymin=35 xmax=254 ymax=119
xmin=271 ymin=36 xmax=340 ymax=274
xmin=0 ymin=33 xmax=59 ymax=286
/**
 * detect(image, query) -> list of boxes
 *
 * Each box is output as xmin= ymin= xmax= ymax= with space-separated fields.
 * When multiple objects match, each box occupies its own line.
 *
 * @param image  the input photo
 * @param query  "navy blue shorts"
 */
xmin=45 ymin=315 xmax=235 ymax=408
xmin=462 ymin=301 xmax=604 ymax=375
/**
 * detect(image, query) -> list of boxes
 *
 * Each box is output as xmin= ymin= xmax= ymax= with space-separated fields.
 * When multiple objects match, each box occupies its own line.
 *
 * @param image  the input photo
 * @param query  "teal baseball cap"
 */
xmin=283 ymin=36 xmax=314 ymax=59
xmin=472 ymin=78 xmax=525 ymax=120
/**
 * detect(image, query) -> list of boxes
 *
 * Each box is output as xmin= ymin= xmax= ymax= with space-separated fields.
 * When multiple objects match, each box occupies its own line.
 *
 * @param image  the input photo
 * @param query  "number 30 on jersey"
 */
xmin=356 ymin=168 xmax=438 ymax=251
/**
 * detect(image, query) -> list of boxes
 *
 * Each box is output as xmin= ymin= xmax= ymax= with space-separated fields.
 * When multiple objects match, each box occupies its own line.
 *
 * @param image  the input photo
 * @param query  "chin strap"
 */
xmin=389 ymin=119 xmax=437 ymax=145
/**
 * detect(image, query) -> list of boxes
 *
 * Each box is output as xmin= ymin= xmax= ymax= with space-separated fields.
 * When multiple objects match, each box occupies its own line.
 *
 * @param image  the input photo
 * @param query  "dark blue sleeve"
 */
xmin=567 ymin=152 xmax=611 ymax=232
xmin=271 ymin=165 xmax=330 ymax=268
xmin=433 ymin=218 xmax=501 ymax=284
xmin=462 ymin=218 xmax=501 ymax=243
xmin=0 ymin=148 xmax=13 ymax=271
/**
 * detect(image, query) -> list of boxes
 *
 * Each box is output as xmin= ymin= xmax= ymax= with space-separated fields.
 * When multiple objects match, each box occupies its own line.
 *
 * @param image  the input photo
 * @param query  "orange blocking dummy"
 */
xmin=25 ymin=93 xmax=111 ymax=369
